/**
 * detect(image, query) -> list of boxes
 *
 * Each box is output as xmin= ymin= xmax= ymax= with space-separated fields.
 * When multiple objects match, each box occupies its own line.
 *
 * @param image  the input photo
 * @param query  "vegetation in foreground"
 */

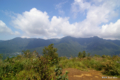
xmin=0 ymin=44 xmax=120 ymax=80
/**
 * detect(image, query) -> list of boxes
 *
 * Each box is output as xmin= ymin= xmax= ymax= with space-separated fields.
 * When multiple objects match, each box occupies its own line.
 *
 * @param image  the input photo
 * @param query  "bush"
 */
xmin=102 ymin=61 xmax=120 ymax=76
xmin=43 ymin=44 xmax=59 ymax=65
xmin=102 ymin=55 xmax=106 ymax=58
xmin=33 ymin=56 xmax=51 ymax=80
xmin=54 ymin=65 xmax=68 ymax=80
xmin=78 ymin=51 xmax=91 ymax=59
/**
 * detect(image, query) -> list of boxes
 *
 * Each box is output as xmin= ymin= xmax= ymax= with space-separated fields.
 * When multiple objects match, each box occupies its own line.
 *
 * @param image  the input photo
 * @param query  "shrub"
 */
xmin=22 ymin=50 xmax=32 ymax=58
xmin=43 ymin=44 xmax=59 ymax=65
xmin=102 ymin=55 xmax=106 ymax=58
xmin=102 ymin=61 xmax=120 ymax=76
xmin=78 ymin=51 xmax=91 ymax=59
xmin=54 ymin=65 xmax=68 ymax=80
xmin=33 ymin=56 xmax=51 ymax=80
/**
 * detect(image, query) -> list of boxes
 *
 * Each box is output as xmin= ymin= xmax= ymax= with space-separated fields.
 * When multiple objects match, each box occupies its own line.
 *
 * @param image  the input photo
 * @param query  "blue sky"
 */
xmin=0 ymin=0 xmax=120 ymax=40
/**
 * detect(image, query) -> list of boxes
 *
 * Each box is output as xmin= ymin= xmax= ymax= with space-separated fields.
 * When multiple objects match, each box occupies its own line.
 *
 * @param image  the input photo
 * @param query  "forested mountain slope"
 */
xmin=0 ymin=36 xmax=120 ymax=58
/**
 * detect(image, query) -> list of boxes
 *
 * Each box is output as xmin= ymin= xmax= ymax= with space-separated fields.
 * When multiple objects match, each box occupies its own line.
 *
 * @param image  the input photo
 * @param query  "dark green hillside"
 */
xmin=108 ymin=40 xmax=120 ymax=46
xmin=86 ymin=40 xmax=120 ymax=56
xmin=0 ymin=37 xmax=32 ymax=53
xmin=1 ymin=36 xmax=120 ymax=59
xmin=74 ymin=36 xmax=104 ymax=45
xmin=30 ymin=42 xmax=84 ymax=57
xmin=55 ymin=43 xmax=84 ymax=57
xmin=25 ymin=39 xmax=51 ymax=49
xmin=0 ymin=37 xmax=51 ymax=53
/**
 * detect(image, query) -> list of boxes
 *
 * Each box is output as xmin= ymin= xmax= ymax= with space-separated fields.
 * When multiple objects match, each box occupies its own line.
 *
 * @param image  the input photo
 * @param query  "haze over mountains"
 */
xmin=0 ymin=36 xmax=120 ymax=59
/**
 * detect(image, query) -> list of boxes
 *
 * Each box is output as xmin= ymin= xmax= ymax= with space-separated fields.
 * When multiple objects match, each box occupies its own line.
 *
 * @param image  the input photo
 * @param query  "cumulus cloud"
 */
xmin=12 ymin=0 xmax=120 ymax=40
xmin=12 ymin=8 xmax=50 ymax=36
xmin=12 ymin=8 xmax=73 ymax=39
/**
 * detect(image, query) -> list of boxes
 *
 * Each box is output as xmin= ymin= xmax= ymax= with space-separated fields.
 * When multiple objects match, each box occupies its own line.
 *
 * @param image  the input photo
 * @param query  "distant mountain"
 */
xmin=0 ymin=36 xmax=120 ymax=59
xmin=0 ymin=40 xmax=3 ymax=42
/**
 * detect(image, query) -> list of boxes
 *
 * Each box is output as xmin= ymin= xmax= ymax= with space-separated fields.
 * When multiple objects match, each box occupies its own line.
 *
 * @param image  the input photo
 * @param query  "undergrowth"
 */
xmin=0 ymin=44 xmax=120 ymax=79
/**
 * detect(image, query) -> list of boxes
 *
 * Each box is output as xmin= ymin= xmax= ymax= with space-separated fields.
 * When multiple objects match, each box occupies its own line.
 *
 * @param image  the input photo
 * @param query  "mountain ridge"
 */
xmin=0 ymin=36 xmax=120 ymax=59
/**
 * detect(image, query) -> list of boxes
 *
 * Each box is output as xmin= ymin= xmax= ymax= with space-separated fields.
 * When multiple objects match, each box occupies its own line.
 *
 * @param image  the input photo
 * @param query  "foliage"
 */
xmin=33 ymin=56 xmax=51 ymax=80
xmin=102 ymin=61 xmax=120 ymax=76
xmin=43 ymin=44 xmax=59 ymax=65
xmin=22 ymin=50 xmax=32 ymax=58
xmin=102 ymin=55 xmax=106 ymax=58
xmin=0 ymin=54 xmax=3 ymax=60
xmin=54 ymin=65 xmax=68 ymax=80
xmin=1 ymin=43 xmax=120 ymax=79
xmin=78 ymin=51 xmax=91 ymax=58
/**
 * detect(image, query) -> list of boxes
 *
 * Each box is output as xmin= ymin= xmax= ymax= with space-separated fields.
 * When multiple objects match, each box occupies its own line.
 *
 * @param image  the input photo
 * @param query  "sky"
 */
xmin=0 ymin=0 xmax=120 ymax=40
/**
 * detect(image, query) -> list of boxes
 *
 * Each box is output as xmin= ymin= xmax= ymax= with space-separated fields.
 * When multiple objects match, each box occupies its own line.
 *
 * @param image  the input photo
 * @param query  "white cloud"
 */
xmin=21 ymin=36 xmax=30 ymax=38
xmin=0 ymin=20 xmax=13 ymax=34
xmin=55 ymin=1 xmax=68 ymax=15
xmin=70 ymin=0 xmax=120 ymax=39
xmin=58 ymin=10 xmax=65 ymax=15
xmin=12 ymin=8 xmax=72 ymax=38
xmin=12 ymin=0 xmax=120 ymax=40
xmin=14 ymin=31 xmax=20 ymax=35
xmin=100 ymin=19 xmax=120 ymax=40
xmin=0 ymin=20 xmax=20 ymax=36
xmin=71 ymin=0 xmax=119 ymax=22
xmin=12 ymin=8 xmax=50 ymax=36
xmin=71 ymin=0 xmax=91 ymax=18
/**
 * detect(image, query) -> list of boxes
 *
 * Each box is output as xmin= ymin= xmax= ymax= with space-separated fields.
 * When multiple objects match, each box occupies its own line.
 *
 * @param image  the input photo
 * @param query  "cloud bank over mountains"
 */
xmin=0 ymin=0 xmax=120 ymax=40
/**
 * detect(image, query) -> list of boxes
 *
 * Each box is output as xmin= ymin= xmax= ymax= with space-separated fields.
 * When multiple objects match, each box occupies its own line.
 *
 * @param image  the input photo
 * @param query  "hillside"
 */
xmin=0 ymin=36 xmax=120 ymax=59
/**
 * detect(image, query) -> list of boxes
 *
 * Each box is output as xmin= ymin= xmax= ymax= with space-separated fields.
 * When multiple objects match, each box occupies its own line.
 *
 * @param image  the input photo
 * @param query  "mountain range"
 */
xmin=0 ymin=36 xmax=120 ymax=59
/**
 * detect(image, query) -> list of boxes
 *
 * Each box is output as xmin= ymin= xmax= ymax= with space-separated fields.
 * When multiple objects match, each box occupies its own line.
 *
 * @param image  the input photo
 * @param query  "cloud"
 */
xmin=0 ymin=20 xmax=20 ymax=36
xmin=12 ymin=8 xmax=50 ymax=36
xmin=55 ymin=1 xmax=68 ymax=15
xmin=55 ymin=1 xmax=68 ymax=9
xmin=0 ymin=20 xmax=13 ymax=34
xmin=100 ymin=19 xmax=120 ymax=40
xmin=70 ymin=0 xmax=120 ymax=39
xmin=71 ymin=0 xmax=90 ymax=18
xmin=21 ymin=36 xmax=30 ymax=38
xmin=12 ymin=8 xmax=96 ymax=39
xmin=1 ymin=10 xmax=18 ymax=19
xmin=14 ymin=31 xmax=20 ymax=35
xmin=71 ymin=0 xmax=119 ymax=21
xmin=12 ymin=8 xmax=73 ymax=38
xmin=12 ymin=0 xmax=120 ymax=40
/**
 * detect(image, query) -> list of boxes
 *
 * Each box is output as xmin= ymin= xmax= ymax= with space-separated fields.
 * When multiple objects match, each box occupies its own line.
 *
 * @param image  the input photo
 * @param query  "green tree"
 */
xmin=0 ymin=54 xmax=3 ymax=60
xmin=78 ymin=52 xmax=82 ymax=58
xmin=22 ymin=50 xmax=32 ymax=58
xmin=78 ymin=51 xmax=89 ymax=58
xmin=94 ymin=54 xmax=100 ymax=57
xmin=43 ymin=44 xmax=59 ymax=64
xmin=87 ymin=53 xmax=90 ymax=57
xmin=102 ymin=55 xmax=106 ymax=58
xmin=82 ymin=51 xmax=86 ymax=58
